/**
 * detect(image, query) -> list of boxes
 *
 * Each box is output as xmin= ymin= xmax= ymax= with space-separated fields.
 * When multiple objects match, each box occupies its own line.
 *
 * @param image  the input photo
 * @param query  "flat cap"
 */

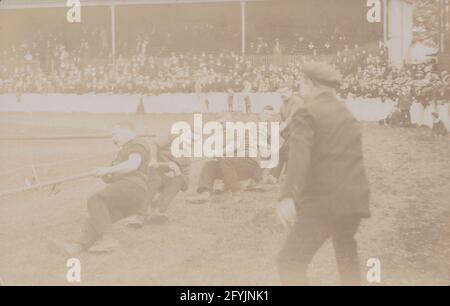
xmin=302 ymin=61 xmax=343 ymax=86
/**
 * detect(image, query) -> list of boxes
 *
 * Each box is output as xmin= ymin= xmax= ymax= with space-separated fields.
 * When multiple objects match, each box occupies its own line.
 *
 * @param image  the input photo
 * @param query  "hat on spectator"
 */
xmin=302 ymin=61 xmax=342 ymax=86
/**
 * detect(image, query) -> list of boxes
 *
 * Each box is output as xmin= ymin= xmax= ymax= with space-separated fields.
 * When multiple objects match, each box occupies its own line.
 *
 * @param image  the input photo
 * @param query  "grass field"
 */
xmin=0 ymin=113 xmax=449 ymax=285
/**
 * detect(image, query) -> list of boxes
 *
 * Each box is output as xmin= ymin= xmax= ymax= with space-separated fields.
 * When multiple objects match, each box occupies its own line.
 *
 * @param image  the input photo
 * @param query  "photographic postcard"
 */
xmin=0 ymin=0 xmax=449 ymax=290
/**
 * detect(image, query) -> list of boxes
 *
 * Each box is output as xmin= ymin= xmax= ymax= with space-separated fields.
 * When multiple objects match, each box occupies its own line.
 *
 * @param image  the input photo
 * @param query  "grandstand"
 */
xmin=0 ymin=0 xmax=252 ymax=8
xmin=0 ymin=0 xmax=388 ymax=97
xmin=1 ymin=0 xmax=383 ymax=57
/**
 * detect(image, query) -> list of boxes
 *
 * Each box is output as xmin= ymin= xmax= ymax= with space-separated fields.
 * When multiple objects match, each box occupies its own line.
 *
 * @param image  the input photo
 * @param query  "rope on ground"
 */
xmin=0 ymin=150 xmax=115 ymax=178
xmin=0 ymin=171 xmax=95 ymax=198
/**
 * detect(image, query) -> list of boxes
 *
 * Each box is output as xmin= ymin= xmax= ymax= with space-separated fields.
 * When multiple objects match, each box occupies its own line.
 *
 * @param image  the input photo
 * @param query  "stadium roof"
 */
xmin=0 ymin=0 xmax=264 ymax=9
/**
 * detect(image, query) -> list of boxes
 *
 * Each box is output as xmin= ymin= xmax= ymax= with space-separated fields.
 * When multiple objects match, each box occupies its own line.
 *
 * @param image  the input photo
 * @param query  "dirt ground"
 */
xmin=0 ymin=113 xmax=449 ymax=285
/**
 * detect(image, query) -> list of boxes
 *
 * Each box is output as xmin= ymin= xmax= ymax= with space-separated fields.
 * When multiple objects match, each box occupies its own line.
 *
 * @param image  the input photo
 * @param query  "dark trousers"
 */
xmin=401 ymin=109 xmax=411 ymax=125
xmin=78 ymin=180 xmax=146 ymax=247
xmin=139 ymin=169 xmax=184 ymax=214
xmin=197 ymin=158 xmax=261 ymax=194
xmin=269 ymin=142 xmax=288 ymax=179
xmin=277 ymin=214 xmax=362 ymax=285
xmin=432 ymin=121 xmax=448 ymax=136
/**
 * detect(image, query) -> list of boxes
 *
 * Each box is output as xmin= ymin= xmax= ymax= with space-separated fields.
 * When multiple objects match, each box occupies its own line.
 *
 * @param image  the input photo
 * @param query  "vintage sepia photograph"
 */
xmin=0 ymin=0 xmax=449 ymax=288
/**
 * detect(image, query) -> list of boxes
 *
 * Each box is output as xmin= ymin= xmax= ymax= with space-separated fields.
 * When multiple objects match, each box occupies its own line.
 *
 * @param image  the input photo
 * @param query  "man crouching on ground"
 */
xmin=125 ymin=133 xmax=191 ymax=227
xmin=49 ymin=121 xmax=150 ymax=255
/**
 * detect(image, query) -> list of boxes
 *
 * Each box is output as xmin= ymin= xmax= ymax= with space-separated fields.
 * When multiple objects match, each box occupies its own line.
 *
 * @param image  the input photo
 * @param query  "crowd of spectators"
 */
xmin=0 ymin=27 xmax=110 ymax=65
xmin=0 ymin=50 xmax=304 ymax=95
xmin=336 ymin=43 xmax=450 ymax=108
xmin=248 ymin=28 xmax=354 ymax=56
xmin=1 ymin=24 xmax=353 ymax=95
xmin=1 ymin=23 xmax=448 ymax=103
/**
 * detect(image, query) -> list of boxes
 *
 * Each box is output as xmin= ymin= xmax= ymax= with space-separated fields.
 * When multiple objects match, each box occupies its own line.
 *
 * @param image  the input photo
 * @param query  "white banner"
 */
xmin=0 ymin=93 xmax=449 ymax=130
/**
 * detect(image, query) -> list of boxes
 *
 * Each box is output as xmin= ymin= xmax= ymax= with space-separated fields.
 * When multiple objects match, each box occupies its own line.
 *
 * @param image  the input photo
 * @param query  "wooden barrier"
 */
xmin=0 ymin=94 xmax=448 ymax=128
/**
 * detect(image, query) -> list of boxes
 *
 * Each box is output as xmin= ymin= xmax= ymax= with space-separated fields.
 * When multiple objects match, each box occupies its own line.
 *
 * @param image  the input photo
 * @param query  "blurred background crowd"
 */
xmin=0 ymin=0 xmax=383 ymax=96
xmin=0 ymin=0 xmax=448 ymax=108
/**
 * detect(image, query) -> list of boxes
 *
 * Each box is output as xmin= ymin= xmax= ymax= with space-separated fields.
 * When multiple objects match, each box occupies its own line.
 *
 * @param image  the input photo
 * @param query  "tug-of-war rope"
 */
xmin=0 ymin=134 xmax=155 ymax=198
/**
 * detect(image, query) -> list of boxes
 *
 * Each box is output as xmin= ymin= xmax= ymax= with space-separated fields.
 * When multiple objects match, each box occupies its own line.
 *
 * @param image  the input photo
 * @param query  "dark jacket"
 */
xmin=280 ymin=91 xmax=370 ymax=218
xmin=398 ymin=93 xmax=412 ymax=111
xmin=280 ymin=94 xmax=304 ymax=124
xmin=280 ymin=94 xmax=304 ymax=140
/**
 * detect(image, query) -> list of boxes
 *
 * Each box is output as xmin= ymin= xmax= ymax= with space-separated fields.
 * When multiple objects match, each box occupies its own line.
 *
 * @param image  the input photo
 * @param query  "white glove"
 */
xmin=277 ymin=198 xmax=297 ymax=228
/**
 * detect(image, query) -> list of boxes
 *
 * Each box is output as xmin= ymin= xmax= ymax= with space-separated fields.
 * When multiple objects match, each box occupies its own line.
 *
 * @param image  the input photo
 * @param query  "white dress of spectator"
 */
xmin=423 ymin=102 xmax=437 ymax=129
xmin=437 ymin=102 xmax=450 ymax=131
xmin=410 ymin=100 xmax=425 ymax=126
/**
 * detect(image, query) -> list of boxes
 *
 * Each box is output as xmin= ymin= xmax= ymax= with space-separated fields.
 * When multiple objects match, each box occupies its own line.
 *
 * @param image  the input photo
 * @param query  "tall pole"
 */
xmin=383 ymin=0 xmax=388 ymax=44
xmin=443 ymin=0 xmax=450 ymax=52
xmin=439 ymin=0 xmax=444 ymax=52
xmin=241 ymin=0 xmax=246 ymax=55
xmin=111 ymin=5 xmax=116 ymax=62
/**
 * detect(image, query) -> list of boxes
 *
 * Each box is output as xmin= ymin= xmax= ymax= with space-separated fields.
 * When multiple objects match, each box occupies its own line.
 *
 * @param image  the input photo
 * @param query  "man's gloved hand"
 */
xmin=277 ymin=198 xmax=297 ymax=228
